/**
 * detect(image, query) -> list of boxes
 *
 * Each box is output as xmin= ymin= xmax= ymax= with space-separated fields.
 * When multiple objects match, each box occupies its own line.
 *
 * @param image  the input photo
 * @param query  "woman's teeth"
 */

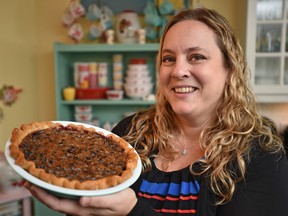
xmin=174 ymin=87 xmax=196 ymax=93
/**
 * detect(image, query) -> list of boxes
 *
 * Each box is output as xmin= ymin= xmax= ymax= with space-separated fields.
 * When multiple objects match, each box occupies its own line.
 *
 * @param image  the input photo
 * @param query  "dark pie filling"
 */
xmin=19 ymin=125 xmax=127 ymax=182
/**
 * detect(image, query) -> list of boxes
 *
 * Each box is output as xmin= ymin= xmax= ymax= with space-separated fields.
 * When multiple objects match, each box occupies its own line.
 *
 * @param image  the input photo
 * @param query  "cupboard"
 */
xmin=246 ymin=0 xmax=288 ymax=102
xmin=54 ymin=42 xmax=159 ymax=126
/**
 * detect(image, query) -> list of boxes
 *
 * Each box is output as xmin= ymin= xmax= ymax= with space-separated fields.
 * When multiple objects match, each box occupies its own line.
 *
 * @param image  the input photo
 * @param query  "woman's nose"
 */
xmin=170 ymin=60 xmax=191 ymax=79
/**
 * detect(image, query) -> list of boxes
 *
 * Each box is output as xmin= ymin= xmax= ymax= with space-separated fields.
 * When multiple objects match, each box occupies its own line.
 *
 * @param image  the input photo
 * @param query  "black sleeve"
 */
xmin=112 ymin=115 xmax=163 ymax=216
xmin=217 ymin=148 xmax=288 ymax=216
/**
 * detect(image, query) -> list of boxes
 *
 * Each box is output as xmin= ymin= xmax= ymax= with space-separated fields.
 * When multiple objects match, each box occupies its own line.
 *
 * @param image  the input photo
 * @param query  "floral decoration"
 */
xmin=0 ymin=85 xmax=23 ymax=122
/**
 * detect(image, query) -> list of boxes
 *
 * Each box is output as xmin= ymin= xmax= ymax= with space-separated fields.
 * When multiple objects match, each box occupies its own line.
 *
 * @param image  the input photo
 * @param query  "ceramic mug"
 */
xmin=100 ymin=15 xmax=113 ymax=30
xmin=145 ymin=13 xmax=162 ymax=27
xmin=68 ymin=23 xmax=84 ymax=42
xmin=159 ymin=0 xmax=174 ymax=15
xmin=88 ymin=24 xmax=102 ymax=40
xmin=69 ymin=1 xmax=85 ymax=19
xmin=62 ymin=11 xmax=75 ymax=27
xmin=145 ymin=26 xmax=157 ymax=40
xmin=86 ymin=4 xmax=102 ymax=21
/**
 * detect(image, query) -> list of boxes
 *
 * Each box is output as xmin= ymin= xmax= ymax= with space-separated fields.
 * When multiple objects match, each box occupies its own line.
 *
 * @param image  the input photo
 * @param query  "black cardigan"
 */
xmin=112 ymin=115 xmax=288 ymax=216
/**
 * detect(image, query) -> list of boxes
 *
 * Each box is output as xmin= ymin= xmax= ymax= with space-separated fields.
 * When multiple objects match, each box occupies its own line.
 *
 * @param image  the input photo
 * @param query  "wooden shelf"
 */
xmin=54 ymin=42 xmax=159 ymax=52
xmin=61 ymin=99 xmax=155 ymax=106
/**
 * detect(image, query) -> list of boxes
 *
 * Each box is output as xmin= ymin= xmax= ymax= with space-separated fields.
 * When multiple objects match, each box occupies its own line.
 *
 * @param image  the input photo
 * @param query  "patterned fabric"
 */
xmin=136 ymin=160 xmax=200 ymax=215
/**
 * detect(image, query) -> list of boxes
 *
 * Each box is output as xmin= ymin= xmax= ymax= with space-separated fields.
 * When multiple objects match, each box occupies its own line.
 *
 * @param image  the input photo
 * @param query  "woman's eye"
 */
xmin=188 ymin=54 xmax=206 ymax=62
xmin=162 ymin=56 xmax=175 ymax=64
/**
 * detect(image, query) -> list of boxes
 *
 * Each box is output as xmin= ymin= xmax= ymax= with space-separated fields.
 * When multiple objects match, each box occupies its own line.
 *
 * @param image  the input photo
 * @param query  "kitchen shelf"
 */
xmin=54 ymin=42 xmax=159 ymax=127
xmin=54 ymin=42 xmax=159 ymax=52
xmin=61 ymin=99 xmax=155 ymax=105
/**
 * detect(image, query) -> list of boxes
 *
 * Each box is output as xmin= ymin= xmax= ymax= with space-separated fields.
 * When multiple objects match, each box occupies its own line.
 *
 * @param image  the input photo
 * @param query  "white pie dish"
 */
xmin=5 ymin=121 xmax=142 ymax=199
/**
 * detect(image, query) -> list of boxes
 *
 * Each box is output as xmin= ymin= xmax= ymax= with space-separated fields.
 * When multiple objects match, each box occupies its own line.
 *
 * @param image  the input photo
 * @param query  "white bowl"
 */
xmin=106 ymin=90 xmax=124 ymax=100
xmin=128 ymin=64 xmax=148 ymax=71
xmin=74 ymin=105 xmax=92 ymax=113
xmin=125 ymin=76 xmax=152 ymax=85
xmin=124 ymin=83 xmax=153 ymax=99
xmin=126 ymin=69 xmax=149 ymax=78
xmin=75 ymin=113 xmax=93 ymax=122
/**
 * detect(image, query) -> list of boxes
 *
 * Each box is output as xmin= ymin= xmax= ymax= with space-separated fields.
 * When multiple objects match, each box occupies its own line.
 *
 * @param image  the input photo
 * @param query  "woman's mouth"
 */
xmin=173 ymin=87 xmax=197 ymax=93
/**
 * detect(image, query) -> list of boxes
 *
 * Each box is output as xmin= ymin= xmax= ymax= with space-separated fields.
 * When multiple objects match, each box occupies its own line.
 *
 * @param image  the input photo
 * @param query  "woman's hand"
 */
xmin=25 ymin=182 xmax=137 ymax=216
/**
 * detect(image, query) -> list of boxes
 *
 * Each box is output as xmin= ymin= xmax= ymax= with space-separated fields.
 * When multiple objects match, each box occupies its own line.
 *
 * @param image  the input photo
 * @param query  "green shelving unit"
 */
xmin=54 ymin=42 xmax=159 ymax=126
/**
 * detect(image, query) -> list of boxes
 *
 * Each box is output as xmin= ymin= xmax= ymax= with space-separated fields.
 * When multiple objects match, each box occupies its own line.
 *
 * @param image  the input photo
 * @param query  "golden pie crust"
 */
xmin=9 ymin=121 xmax=138 ymax=190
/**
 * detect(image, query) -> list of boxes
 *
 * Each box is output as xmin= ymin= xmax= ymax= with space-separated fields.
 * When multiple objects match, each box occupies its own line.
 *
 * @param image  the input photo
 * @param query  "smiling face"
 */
xmin=159 ymin=20 xmax=229 ymax=126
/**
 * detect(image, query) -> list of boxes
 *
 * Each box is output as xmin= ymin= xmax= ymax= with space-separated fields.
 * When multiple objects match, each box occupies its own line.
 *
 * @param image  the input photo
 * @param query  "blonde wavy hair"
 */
xmin=123 ymin=8 xmax=283 ymax=204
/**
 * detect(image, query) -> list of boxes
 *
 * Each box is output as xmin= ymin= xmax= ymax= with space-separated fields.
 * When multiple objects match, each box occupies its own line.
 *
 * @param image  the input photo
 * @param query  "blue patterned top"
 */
xmin=133 ymin=159 xmax=200 ymax=215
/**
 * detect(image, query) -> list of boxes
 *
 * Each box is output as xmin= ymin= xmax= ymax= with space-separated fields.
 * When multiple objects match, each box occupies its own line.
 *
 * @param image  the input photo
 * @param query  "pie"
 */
xmin=9 ymin=121 xmax=138 ymax=190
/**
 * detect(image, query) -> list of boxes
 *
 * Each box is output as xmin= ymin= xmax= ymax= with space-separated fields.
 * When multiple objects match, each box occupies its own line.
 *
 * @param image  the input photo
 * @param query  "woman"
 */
xmin=26 ymin=7 xmax=288 ymax=216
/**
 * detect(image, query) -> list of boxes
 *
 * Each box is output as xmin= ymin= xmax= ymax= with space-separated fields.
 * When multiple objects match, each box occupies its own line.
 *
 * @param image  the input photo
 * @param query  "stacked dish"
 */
xmin=124 ymin=59 xmax=153 ymax=99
